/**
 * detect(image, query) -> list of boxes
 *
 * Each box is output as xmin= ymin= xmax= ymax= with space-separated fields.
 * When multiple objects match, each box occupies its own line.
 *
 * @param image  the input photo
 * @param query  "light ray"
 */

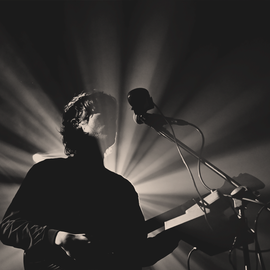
xmin=0 ymin=141 xmax=33 ymax=180
xmin=0 ymin=22 xmax=65 ymax=182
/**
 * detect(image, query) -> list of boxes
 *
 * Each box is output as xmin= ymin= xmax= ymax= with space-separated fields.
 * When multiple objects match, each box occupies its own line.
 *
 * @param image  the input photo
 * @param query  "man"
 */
xmin=0 ymin=91 xmax=181 ymax=270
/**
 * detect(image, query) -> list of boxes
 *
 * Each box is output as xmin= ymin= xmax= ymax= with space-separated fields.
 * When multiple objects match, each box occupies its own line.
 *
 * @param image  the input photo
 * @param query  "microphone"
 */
xmin=127 ymin=88 xmax=154 ymax=115
xmin=128 ymin=88 xmax=189 ymax=128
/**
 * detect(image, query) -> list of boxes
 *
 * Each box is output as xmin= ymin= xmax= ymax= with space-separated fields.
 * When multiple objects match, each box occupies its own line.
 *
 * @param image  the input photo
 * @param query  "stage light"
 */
xmin=32 ymin=153 xmax=43 ymax=163
xmin=32 ymin=152 xmax=66 ymax=163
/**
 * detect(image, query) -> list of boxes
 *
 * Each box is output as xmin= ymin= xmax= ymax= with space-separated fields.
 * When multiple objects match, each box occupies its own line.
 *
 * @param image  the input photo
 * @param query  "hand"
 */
xmin=55 ymin=231 xmax=91 ymax=259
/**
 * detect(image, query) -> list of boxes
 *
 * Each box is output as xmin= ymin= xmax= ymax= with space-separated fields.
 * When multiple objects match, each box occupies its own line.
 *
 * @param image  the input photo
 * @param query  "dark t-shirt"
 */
xmin=0 ymin=156 xmax=147 ymax=269
xmin=0 ymin=156 xmax=180 ymax=270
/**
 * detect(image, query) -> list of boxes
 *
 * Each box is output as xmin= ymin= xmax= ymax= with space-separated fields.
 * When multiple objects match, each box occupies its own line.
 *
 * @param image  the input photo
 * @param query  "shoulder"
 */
xmin=32 ymin=157 xmax=67 ymax=168
xmin=104 ymin=169 xmax=137 ymax=193
xmin=22 ymin=158 xmax=70 ymax=189
xmin=26 ymin=158 xmax=68 ymax=176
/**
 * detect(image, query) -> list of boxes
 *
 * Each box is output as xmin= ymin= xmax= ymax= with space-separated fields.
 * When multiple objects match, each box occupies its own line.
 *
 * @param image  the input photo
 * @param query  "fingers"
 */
xmin=76 ymin=233 xmax=90 ymax=241
xmin=66 ymin=233 xmax=92 ymax=258
xmin=74 ymin=234 xmax=91 ymax=245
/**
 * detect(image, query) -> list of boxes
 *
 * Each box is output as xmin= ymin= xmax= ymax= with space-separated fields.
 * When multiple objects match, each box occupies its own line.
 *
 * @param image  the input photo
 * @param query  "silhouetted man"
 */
xmin=0 ymin=91 xmax=181 ymax=270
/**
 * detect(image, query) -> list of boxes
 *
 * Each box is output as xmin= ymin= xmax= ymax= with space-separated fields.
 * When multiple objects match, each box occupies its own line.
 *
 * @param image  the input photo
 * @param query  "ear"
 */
xmin=81 ymin=124 xmax=87 ymax=132
xmin=77 ymin=119 xmax=87 ymax=131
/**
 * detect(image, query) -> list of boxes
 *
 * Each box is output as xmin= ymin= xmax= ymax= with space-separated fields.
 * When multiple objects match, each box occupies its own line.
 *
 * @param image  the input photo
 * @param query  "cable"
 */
xmin=187 ymin=247 xmax=198 ymax=270
xmin=230 ymin=202 xmax=270 ymax=254
xmin=188 ymin=122 xmax=212 ymax=192
xmin=228 ymin=236 xmax=238 ymax=270
xmin=153 ymin=104 xmax=214 ymax=231
xmin=185 ymin=122 xmax=215 ymax=229
xmin=153 ymin=104 xmax=205 ymax=203
xmin=228 ymin=202 xmax=270 ymax=270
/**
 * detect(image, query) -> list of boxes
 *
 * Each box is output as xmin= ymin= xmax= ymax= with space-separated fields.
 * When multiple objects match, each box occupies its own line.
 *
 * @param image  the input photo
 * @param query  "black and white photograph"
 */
xmin=0 ymin=1 xmax=270 ymax=270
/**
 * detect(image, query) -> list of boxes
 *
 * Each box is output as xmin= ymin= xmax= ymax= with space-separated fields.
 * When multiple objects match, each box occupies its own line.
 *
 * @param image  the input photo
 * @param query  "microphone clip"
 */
xmin=134 ymin=113 xmax=189 ymax=128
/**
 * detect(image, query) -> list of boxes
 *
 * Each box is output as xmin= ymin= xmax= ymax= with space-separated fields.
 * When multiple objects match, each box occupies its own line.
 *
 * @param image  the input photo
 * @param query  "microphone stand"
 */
xmin=137 ymin=114 xmax=267 ymax=270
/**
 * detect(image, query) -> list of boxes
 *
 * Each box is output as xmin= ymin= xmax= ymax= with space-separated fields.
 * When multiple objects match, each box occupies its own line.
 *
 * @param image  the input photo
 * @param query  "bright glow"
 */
xmin=32 ymin=153 xmax=43 ymax=163
xmin=0 ymin=141 xmax=32 ymax=179
xmin=32 ymin=152 xmax=66 ymax=163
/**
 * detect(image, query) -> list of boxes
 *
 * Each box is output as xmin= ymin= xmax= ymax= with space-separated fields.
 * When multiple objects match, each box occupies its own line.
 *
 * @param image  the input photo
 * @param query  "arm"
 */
xmin=0 ymin=161 xmax=98 ymax=265
xmin=0 ymin=210 xmax=56 ymax=250
xmin=0 ymin=163 xmax=56 ymax=251
xmin=119 ymin=180 xmax=181 ymax=267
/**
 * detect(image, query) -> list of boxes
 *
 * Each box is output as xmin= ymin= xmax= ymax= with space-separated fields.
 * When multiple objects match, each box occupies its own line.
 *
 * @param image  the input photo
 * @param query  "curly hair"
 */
xmin=60 ymin=91 xmax=117 ymax=156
